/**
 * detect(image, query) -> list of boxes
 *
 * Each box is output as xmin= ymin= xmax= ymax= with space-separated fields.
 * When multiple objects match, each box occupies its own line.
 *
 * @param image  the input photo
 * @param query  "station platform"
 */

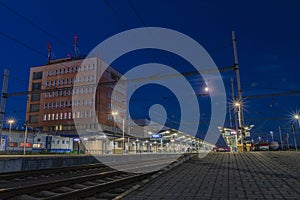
xmin=124 ymin=152 xmax=300 ymax=199
xmin=0 ymin=153 xmax=183 ymax=173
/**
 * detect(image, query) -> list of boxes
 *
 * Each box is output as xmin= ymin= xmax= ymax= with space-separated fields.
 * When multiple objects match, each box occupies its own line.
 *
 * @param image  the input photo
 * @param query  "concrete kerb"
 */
xmin=113 ymin=153 xmax=196 ymax=200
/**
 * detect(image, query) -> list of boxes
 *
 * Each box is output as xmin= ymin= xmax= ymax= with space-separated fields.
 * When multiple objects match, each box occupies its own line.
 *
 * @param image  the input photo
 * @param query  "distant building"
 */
xmin=25 ymin=56 xmax=126 ymax=137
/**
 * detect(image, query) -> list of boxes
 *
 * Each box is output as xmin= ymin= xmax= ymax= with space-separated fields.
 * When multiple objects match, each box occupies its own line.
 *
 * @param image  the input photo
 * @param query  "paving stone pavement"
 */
xmin=124 ymin=152 xmax=300 ymax=200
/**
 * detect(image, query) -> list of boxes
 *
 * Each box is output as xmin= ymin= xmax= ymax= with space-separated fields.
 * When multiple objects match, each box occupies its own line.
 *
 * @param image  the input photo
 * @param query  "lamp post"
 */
xmin=235 ymin=103 xmax=242 ymax=128
xmin=23 ymin=121 xmax=28 ymax=155
xmin=294 ymin=114 xmax=300 ymax=127
xmin=234 ymin=102 xmax=246 ymax=151
xmin=293 ymin=114 xmax=299 ymax=151
xmin=111 ymin=111 xmax=118 ymax=154
xmin=7 ymin=119 xmax=15 ymax=151
xmin=122 ymin=118 xmax=125 ymax=152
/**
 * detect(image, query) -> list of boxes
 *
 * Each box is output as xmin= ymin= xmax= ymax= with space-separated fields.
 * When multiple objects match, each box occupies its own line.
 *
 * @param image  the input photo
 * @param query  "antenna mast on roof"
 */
xmin=47 ymin=43 xmax=51 ymax=64
xmin=74 ymin=35 xmax=78 ymax=58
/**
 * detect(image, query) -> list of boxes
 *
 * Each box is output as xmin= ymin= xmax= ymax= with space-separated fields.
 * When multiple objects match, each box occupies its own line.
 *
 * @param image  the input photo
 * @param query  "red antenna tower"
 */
xmin=47 ymin=43 xmax=51 ymax=64
xmin=74 ymin=35 xmax=78 ymax=58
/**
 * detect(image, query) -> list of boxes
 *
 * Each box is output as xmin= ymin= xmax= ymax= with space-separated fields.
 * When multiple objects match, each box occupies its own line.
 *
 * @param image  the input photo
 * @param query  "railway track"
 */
xmin=0 ymin=153 xmax=192 ymax=199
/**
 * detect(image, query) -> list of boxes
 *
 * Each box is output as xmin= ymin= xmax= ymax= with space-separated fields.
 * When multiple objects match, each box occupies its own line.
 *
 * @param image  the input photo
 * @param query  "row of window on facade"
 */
xmin=45 ymin=64 xmax=96 ymax=77
xmin=73 ymin=86 xmax=96 ymax=95
xmin=43 ymin=98 xmax=94 ymax=109
xmin=44 ymin=89 xmax=72 ymax=98
xmin=107 ymin=92 xmax=125 ymax=103
xmin=43 ymin=111 xmax=96 ymax=121
xmin=43 ymin=101 xmax=72 ymax=109
xmin=44 ymin=86 xmax=96 ymax=99
xmin=45 ymin=78 xmax=73 ymax=87
xmin=45 ymin=75 xmax=96 ymax=87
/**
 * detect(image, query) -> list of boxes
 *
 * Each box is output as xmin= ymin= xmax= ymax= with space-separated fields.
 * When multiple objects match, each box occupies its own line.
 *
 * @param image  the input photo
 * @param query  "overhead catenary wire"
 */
xmin=0 ymin=1 xmax=72 ymax=51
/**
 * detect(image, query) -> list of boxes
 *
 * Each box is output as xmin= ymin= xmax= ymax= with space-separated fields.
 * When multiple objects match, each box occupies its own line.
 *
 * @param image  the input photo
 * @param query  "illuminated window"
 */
xmin=44 ymin=114 xmax=47 ymax=121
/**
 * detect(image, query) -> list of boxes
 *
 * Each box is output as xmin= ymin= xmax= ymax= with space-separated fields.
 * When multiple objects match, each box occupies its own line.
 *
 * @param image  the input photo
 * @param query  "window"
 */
xmin=111 ymin=73 xmax=119 ymax=81
xmin=30 ymin=104 xmax=40 ymax=112
xmin=31 ymin=93 xmax=40 ymax=101
xmin=43 ymin=114 xmax=47 ymax=121
xmin=52 ymin=113 xmax=55 ymax=120
xmin=48 ymin=114 xmax=51 ymax=120
xmin=64 ymin=112 xmax=67 ymax=119
xmin=32 ymin=82 xmax=41 ymax=90
xmin=56 ymin=113 xmax=59 ymax=120
xmin=32 ymin=72 xmax=42 ymax=80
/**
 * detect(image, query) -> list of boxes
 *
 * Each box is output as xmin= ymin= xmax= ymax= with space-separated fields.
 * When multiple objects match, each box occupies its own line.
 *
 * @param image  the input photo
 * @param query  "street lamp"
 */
xmin=7 ymin=119 xmax=15 ymax=136
xmin=7 ymin=119 xmax=15 ymax=152
xmin=23 ymin=121 xmax=28 ymax=155
xmin=234 ymin=102 xmax=242 ymax=128
xmin=111 ymin=111 xmax=118 ymax=154
xmin=294 ymin=114 xmax=300 ymax=127
xmin=234 ymin=101 xmax=247 ymax=151
xmin=293 ymin=114 xmax=299 ymax=151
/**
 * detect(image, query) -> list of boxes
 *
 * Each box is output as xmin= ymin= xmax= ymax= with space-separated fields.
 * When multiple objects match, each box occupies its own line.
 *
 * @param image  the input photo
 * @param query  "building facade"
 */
xmin=26 ymin=57 xmax=126 ymax=137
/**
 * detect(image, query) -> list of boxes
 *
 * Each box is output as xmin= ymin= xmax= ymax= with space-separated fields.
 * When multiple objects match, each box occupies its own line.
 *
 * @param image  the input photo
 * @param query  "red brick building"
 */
xmin=26 ymin=57 xmax=126 ymax=137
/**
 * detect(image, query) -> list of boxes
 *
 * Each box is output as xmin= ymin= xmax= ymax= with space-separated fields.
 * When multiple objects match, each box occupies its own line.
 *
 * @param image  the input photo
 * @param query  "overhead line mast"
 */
xmin=232 ymin=31 xmax=247 ymax=151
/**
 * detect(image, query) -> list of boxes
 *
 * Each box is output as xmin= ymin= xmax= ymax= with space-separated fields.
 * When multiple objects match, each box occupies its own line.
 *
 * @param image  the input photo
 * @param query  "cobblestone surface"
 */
xmin=124 ymin=152 xmax=300 ymax=200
